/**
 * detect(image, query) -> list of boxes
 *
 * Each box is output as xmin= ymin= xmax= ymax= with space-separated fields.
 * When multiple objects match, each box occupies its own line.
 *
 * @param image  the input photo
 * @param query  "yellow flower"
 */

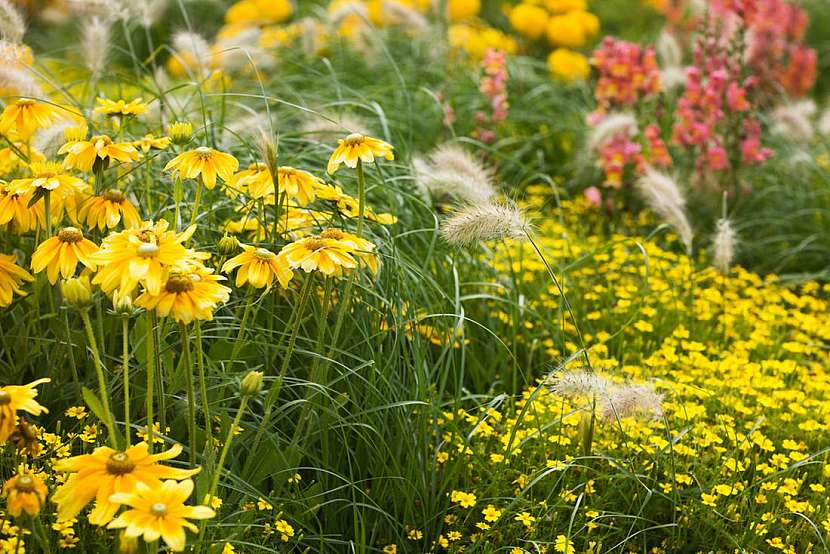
xmin=555 ymin=535 xmax=575 ymax=554
xmin=0 ymin=99 xmax=61 ymax=138
xmin=135 ymin=265 xmax=231 ymax=324
xmin=164 ymin=146 xmax=239 ymax=189
xmin=226 ymin=0 xmax=293 ymax=25
xmin=53 ymin=442 xmax=200 ymax=525
xmin=545 ymin=13 xmax=587 ymax=48
xmin=0 ymin=253 xmax=34 ymax=307
xmin=509 ymin=3 xmax=549 ymax=39
xmin=221 ymin=244 xmax=294 ymax=289
xmin=167 ymin=121 xmax=193 ymax=145
xmin=450 ymin=490 xmax=477 ymax=508
xmin=316 ymin=183 xmax=397 ymax=224
xmin=514 ymin=511 xmax=535 ymax=527
xmin=277 ymin=234 xmax=363 ymax=277
xmin=3 ymin=472 xmax=48 ymax=517
xmin=91 ymin=220 xmax=197 ymax=295
xmin=0 ymin=182 xmax=42 ymax=233
xmin=94 ymin=97 xmax=149 ymax=117
xmin=78 ymin=189 xmax=142 ymax=230
xmin=326 ymin=133 xmax=394 ymax=174
xmin=278 ymin=166 xmax=324 ymax=205
xmin=31 ymin=227 xmax=99 ymax=284
xmin=9 ymin=161 xmax=86 ymax=197
xmin=482 ymin=504 xmax=502 ymax=522
xmin=58 ymin=134 xmax=141 ymax=172
xmin=547 ymin=49 xmax=590 ymax=81
xmin=275 ymin=518 xmax=295 ymax=541
xmin=0 ymin=378 xmax=49 ymax=444
xmin=447 ymin=0 xmax=480 ymax=21
xmin=107 ymin=479 xmax=215 ymax=552
xmin=227 ymin=163 xmax=272 ymax=199
xmin=132 ymin=134 xmax=171 ymax=153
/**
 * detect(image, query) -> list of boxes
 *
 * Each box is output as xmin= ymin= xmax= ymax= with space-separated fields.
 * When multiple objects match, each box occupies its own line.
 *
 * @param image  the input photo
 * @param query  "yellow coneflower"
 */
xmin=78 ymin=189 xmax=141 ymax=230
xmin=58 ymin=134 xmax=141 ymax=172
xmin=91 ymin=220 xmax=196 ymax=295
xmin=278 ymin=166 xmax=324 ymax=206
xmin=227 ymin=163 xmax=271 ymax=199
xmin=164 ymin=146 xmax=239 ymax=189
xmin=318 ymin=228 xmax=379 ymax=273
xmin=135 ymin=265 xmax=231 ymax=324
xmin=316 ymin=183 xmax=397 ymax=224
xmin=221 ymin=244 xmax=293 ymax=289
xmin=52 ymin=442 xmax=200 ymax=525
xmin=94 ymin=97 xmax=149 ymax=117
xmin=9 ymin=161 xmax=86 ymax=197
xmin=31 ymin=227 xmax=99 ymax=284
xmin=0 ymin=253 xmax=34 ymax=307
xmin=0 ymin=378 xmax=50 ymax=444
xmin=3 ymin=471 xmax=48 ymax=518
xmin=132 ymin=134 xmax=171 ymax=153
xmin=0 ymin=183 xmax=42 ymax=234
xmin=223 ymin=216 xmax=267 ymax=241
xmin=0 ymin=98 xmax=61 ymax=139
xmin=107 ymin=479 xmax=215 ymax=552
xmin=278 ymin=234 xmax=359 ymax=277
xmin=326 ymin=133 xmax=394 ymax=174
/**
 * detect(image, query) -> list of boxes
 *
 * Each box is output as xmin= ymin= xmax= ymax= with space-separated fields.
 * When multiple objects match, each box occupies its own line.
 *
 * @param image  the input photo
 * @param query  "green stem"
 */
xmin=194 ymin=321 xmax=213 ymax=447
xmin=231 ymin=288 xmax=256 ymax=361
xmin=180 ymin=322 xmax=197 ymax=467
xmin=122 ymin=317 xmax=131 ymax=447
xmin=80 ymin=310 xmax=117 ymax=448
xmin=145 ymin=311 xmax=156 ymax=452
xmin=63 ymin=311 xmax=79 ymax=385
xmin=356 ymin=159 xmax=366 ymax=238
xmin=43 ymin=192 xmax=51 ymax=239
xmin=190 ymin=178 xmax=204 ymax=228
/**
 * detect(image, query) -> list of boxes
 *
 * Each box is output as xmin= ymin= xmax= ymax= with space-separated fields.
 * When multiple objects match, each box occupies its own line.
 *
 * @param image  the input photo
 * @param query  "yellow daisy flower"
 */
xmin=278 ymin=166 xmax=324 ymax=205
xmin=78 ymin=189 xmax=142 ymax=230
xmin=94 ymin=97 xmax=149 ymax=117
xmin=31 ymin=226 xmax=99 ymax=284
xmin=0 ymin=378 xmax=50 ymax=444
xmin=135 ymin=265 xmax=231 ymax=324
xmin=277 ymin=234 xmax=360 ymax=277
xmin=316 ymin=183 xmax=397 ymax=224
xmin=132 ymin=134 xmax=172 ymax=153
xmin=9 ymin=161 xmax=86 ymax=197
xmin=91 ymin=220 xmax=197 ymax=295
xmin=58 ymin=134 xmax=141 ymax=172
xmin=3 ymin=472 xmax=48 ymax=518
xmin=227 ymin=163 xmax=271 ymax=199
xmin=53 ymin=442 xmax=200 ymax=526
xmin=107 ymin=479 xmax=215 ymax=552
xmin=0 ymin=99 xmax=61 ymax=139
xmin=164 ymin=146 xmax=239 ymax=189
xmin=0 ymin=253 xmax=34 ymax=307
xmin=221 ymin=244 xmax=294 ymax=289
xmin=318 ymin=228 xmax=378 ymax=272
xmin=0 ymin=183 xmax=42 ymax=234
xmin=326 ymin=133 xmax=394 ymax=174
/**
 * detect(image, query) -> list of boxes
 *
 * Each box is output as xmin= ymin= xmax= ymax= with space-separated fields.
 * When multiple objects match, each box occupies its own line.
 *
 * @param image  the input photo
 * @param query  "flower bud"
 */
xmin=64 ymin=124 xmax=87 ymax=143
xmin=112 ymin=289 xmax=136 ymax=316
xmin=168 ymin=121 xmax=193 ymax=145
xmin=217 ymin=234 xmax=240 ymax=255
xmin=61 ymin=276 xmax=93 ymax=309
xmin=240 ymin=371 xmax=263 ymax=396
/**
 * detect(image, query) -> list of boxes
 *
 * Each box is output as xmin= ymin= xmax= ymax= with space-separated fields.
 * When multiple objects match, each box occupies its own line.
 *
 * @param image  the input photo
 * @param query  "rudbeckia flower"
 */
xmin=31 ymin=226 xmax=99 ymax=284
xmin=52 ymin=442 xmax=200 ymax=525
xmin=316 ymin=183 xmax=397 ymax=224
xmin=3 ymin=472 xmax=48 ymax=517
xmin=0 ymin=378 xmax=50 ymax=444
xmin=91 ymin=220 xmax=197 ymax=295
xmin=227 ymin=163 xmax=272 ymax=199
xmin=0 ymin=183 xmax=42 ymax=234
xmin=8 ymin=162 xmax=88 ymax=219
xmin=58 ymin=134 xmax=141 ymax=172
xmin=318 ymin=228 xmax=379 ymax=273
xmin=107 ymin=479 xmax=215 ymax=552
xmin=132 ymin=134 xmax=171 ymax=153
xmin=0 ymin=253 xmax=34 ymax=307
xmin=221 ymin=244 xmax=293 ymax=289
xmin=164 ymin=146 xmax=239 ymax=189
xmin=278 ymin=166 xmax=325 ymax=205
xmin=0 ymin=99 xmax=60 ymax=139
xmin=94 ymin=97 xmax=149 ymax=117
xmin=78 ymin=189 xmax=142 ymax=230
xmin=135 ymin=265 xmax=231 ymax=324
xmin=278 ymin=234 xmax=360 ymax=277
xmin=326 ymin=133 xmax=394 ymax=174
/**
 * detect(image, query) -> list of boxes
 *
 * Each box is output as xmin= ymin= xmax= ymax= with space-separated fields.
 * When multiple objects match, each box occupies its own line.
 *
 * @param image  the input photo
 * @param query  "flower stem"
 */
xmin=190 ymin=177 xmax=204 ymax=228
xmin=122 ymin=317 xmax=131 ymax=447
xmin=179 ymin=322 xmax=197 ymax=467
xmin=43 ymin=192 xmax=51 ymax=239
xmin=194 ymin=321 xmax=212 ymax=447
xmin=356 ymin=159 xmax=366 ymax=238
xmin=231 ymin=287 xmax=256 ymax=361
xmin=145 ymin=311 xmax=156 ymax=452
xmin=80 ymin=310 xmax=117 ymax=448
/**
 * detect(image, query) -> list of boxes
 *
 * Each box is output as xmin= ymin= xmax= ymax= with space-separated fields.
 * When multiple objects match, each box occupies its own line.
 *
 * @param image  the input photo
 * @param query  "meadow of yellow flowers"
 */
xmin=0 ymin=0 xmax=829 ymax=552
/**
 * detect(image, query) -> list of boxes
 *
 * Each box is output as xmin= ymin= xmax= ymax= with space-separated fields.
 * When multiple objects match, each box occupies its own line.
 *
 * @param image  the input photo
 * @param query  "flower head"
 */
xmin=58 ymin=134 xmax=140 ymax=172
xmin=0 ymin=253 xmax=33 ymax=307
xmin=31 ymin=226 xmax=99 ymax=284
xmin=135 ymin=265 xmax=231 ymax=324
xmin=0 ymin=99 xmax=61 ymax=138
xmin=53 ymin=442 xmax=200 ymax=525
xmin=9 ymin=161 xmax=86 ymax=197
xmin=440 ymin=202 xmax=527 ymax=246
xmin=78 ymin=189 xmax=141 ymax=231
xmin=221 ymin=244 xmax=293 ymax=289
xmin=94 ymin=97 xmax=149 ymax=117
xmin=61 ymin=274 xmax=94 ymax=309
xmin=132 ymin=134 xmax=171 ymax=153
xmin=278 ymin=233 xmax=365 ymax=277
xmin=3 ymin=471 xmax=48 ymax=517
xmin=0 ymin=378 xmax=50 ymax=444
xmin=0 ymin=182 xmax=42 ymax=233
xmin=167 ymin=121 xmax=193 ymax=145
xmin=91 ymin=220 xmax=197 ymax=295
xmin=327 ymin=133 xmax=394 ymax=174
xmin=107 ymin=479 xmax=215 ymax=552
xmin=164 ymin=146 xmax=239 ymax=189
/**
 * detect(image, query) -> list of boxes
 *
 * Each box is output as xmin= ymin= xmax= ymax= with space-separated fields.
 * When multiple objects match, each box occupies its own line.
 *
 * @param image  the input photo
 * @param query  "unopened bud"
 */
xmin=240 ymin=371 xmax=263 ymax=396
xmin=112 ymin=289 xmax=136 ymax=316
xmin=217 ymin=234 xmax=240 ymax=255
xmin=61 ymin=276 xmax=92 ymax=309
xmin=168 ymin=121 xmax=193 ymax=145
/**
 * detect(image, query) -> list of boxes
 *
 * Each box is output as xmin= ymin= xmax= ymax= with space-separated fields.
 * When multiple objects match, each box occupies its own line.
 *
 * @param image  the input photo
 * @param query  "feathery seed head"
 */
xmin=441 ymin=202 xmax=527 ymax=247
xmin=636 ymin=167 xmax=693 ymax=253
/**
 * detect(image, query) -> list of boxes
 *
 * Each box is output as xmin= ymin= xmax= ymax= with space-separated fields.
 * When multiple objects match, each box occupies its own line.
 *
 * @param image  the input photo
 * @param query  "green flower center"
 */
xmin=103 ymin=189 xmax=125 ymax=203
xmin=136 ymin=243 xmax=160 ymax=257
xmin=343 ymin=133 xmax=365 ymax=145
xmin=253 ymin=248 xmax=275 ymax=261
xmin=150 ymin=502 xmax=168 ymax=517
xmin=58 ymin=227 xmax=83 ymax=243
xmin=106 ymin=452 xmax=136 ymax=475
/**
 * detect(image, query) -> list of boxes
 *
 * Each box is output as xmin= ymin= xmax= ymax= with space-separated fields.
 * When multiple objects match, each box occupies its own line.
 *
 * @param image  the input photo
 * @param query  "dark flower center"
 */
xmin=106 ymin=452 xmax=136 ymax=475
